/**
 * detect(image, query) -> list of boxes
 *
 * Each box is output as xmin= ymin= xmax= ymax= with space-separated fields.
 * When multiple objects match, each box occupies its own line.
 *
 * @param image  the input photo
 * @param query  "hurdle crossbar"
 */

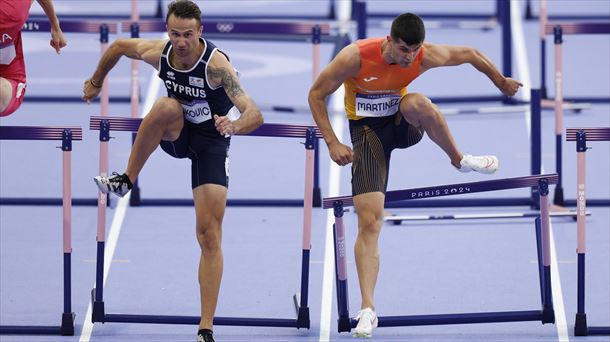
xmin=325 ymin=173 xmax=557 ymax=332
xmin=89 ymin=116 xmax=323 ymax=206
xmin=323 ymin=174 xmax=558 ymax=209
xmin=90 ymin=117 xmax=317 ymax=329
xmin=567 ymin=127 xmax=610 ymax=336
xmin=0 ymin=126 xmax=81 ymax=336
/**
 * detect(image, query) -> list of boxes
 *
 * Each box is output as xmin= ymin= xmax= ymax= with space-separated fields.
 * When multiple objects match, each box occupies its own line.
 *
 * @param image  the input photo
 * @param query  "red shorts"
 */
xmin=0 ymin=78 xmax=26 ymax=116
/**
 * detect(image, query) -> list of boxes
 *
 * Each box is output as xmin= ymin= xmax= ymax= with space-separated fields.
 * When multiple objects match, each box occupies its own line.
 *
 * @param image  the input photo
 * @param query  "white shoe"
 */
xmin=93 ymin=172 xmax=132 ymax=198
xmin=353 ymin=307 xmax=378 ymax=338
xmin=457 ymin=154 xmax=499 ymax=174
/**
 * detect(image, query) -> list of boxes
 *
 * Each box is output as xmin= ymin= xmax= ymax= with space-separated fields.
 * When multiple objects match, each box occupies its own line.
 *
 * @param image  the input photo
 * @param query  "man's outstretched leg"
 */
xmin=399 ymin=93 xmax=499 ymax=174
xmin=352 ymin=192 xmax=383 ymax=338
xmin=94 ymin=97 xmax=184 ymax=197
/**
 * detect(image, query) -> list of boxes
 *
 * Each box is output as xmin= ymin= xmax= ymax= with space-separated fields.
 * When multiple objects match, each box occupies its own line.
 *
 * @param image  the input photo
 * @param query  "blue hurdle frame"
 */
xmin=89 ymin=117 xmax=318 ymax=329
xmin=323 ymin=174 xmax=557 ymax=333
xmin=545 ymin=24 xmax=610 ymax=207
xmin=0 ymin=126 xmax=81 ymax=336
xmin=567 ymin=128 xmax=610 ymax=336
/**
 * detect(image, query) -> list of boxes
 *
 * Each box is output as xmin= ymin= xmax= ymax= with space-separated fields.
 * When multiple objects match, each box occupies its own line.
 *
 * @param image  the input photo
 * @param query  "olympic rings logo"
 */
xmin=216 ymin=23 xmax=234 ymax=33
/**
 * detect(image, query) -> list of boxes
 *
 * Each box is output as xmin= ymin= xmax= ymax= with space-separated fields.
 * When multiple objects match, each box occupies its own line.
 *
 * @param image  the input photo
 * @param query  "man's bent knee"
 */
xmin=400 ymin=93 xmax=443 ymax=126
xmin=148 ymin=97 xmax=184 ymax=140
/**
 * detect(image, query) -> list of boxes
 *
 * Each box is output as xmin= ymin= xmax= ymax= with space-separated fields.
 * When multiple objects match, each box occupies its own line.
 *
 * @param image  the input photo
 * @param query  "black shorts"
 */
xmin=160 ymin=124 xmax=230 ymax=189
xmin=349 ymin=113 xmax=423 ymax=196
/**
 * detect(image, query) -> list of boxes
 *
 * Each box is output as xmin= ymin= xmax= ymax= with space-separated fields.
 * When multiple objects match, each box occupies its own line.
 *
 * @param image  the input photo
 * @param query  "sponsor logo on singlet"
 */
xmin=355 ymin=93 xmax=401 ymax=117
xmin=189 ymin=76 xmax=204 ymax=88
xmin=164 ymin=80 xmax=207 ymax=99
xmin=181 ymin=99 xmax=212 ymax=124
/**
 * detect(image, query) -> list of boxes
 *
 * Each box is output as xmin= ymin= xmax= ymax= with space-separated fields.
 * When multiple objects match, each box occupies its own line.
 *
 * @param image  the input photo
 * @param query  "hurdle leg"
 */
xmin=538 ymin=179 xmax=555 ymax=323
xmin=553 ymin=26 xmax=565 ymax=205
xmin=92 ymin=120 xmax=110 ymax=323
xmin=574 ymin=130 xmax=588 ymax=335
xmin=60 ymin=131 xmax=76 ymax=335
xmin=332 ymin=201 xmax=351 ymax=332
xmin=294 ymin=128 xmax=315 ymax=329
xmin=530 ymin=89 xmax=542 ymax=209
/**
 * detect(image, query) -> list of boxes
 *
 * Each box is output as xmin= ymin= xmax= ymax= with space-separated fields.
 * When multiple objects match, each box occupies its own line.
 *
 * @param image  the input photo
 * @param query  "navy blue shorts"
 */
xmin=160 ymin=124 xmax=230 ymax=189
xmin=349 ymin=113 xmax=423 ymax=196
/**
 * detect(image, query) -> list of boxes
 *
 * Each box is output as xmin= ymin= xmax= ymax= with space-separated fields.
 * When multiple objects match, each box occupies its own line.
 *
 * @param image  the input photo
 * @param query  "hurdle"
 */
xmin=0 ymin=126 xmax=82 ymax=336
xmin=538 ymin=0 xmax=610 ymax=103
xmin=567 ymin=127 xmax=610 ymax=336
xmin=89 ymin=116 xmax=320 ymax=329
xmin=545 ymin=22 xmax=610 ymax=206
xmin=324 ymin=174 xmax=557 ymax=332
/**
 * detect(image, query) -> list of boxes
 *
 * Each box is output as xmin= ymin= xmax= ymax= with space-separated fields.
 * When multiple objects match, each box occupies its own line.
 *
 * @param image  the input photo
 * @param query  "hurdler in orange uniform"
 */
xmin=345 ymin=37 xmax=423 ymax=120
xmin=309 ymin=13 xmax=523 ymax=338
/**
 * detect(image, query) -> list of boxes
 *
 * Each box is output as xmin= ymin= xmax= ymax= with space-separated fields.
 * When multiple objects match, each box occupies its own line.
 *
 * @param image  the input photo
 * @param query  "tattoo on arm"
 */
xmin=208 ymin=66 xmax=244 ymax=98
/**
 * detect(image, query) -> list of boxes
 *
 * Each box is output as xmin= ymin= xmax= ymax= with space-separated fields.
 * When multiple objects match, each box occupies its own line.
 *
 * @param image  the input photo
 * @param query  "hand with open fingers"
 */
xmin=214 ymin=114 xmax=236 ymax=136
xmin=82 ymin=78 xmax=102 ymax=104
xmin=50 ymin=28 xmax=67 ymax=54
xmin=328 ymin=141 xmax=353 ymax=166
xmin=500 ymin=77 xmax=523 ymax=97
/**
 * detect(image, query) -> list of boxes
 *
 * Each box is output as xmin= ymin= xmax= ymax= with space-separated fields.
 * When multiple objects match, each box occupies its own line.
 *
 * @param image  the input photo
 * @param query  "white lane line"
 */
xmin=319 ymin=86 xmax=346 ymax=342
xmin=79 ymin=57 xmax=162 ymax=342
xmin=512 ymin=1 xmax=569 ymax=340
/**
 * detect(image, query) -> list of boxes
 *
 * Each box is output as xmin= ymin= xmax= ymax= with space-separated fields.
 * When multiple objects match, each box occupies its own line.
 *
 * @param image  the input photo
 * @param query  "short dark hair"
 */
xmin=390 ymin=13 xmax=425 ymax=45
xmin=166 ymin=0 xmax=201 ymax=24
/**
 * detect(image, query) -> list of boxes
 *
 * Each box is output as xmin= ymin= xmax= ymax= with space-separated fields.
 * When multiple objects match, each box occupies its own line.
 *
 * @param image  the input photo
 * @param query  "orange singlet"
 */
xmin=344 ymin=37 xmax=424 ymax=120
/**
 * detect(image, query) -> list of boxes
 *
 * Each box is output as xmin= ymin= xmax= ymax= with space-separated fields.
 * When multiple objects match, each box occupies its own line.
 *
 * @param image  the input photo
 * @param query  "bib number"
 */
xmin=355 ymin=94 xmax=401 ymax=117
xmin=182 ymin=99 xmax=212 ymax=124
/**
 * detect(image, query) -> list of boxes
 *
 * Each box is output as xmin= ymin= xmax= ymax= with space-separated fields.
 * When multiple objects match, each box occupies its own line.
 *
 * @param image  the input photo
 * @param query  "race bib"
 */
xmin=355 ymin=93 xmax=401 ymax=117
xmin=182 ymin=99 xmax=212 ymax=124
xmin=0 ymin=43 xmax=16 ymax=65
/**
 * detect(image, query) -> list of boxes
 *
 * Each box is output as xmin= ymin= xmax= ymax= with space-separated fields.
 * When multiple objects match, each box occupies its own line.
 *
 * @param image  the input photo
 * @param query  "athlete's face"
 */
xmin=388 ymin=36 xmax=422 ymax=67
xmin=166 ymin=14 xmax=202 ymax=58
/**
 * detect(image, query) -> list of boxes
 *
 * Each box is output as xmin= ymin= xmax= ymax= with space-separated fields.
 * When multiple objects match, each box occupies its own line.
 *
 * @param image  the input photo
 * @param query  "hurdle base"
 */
xmin=542 ymin=305 xmax=555 ymax=324
xmin=312 ymin=186 xmax=322 ymax=208
xmin=129 ymin=185 xmax=141 ymax=206
xmin=296 ymin=307 xmax=310 ymax=329
xmin=91 ymin=289 xmax=106 ymax=323
xmin=60 ymin=312 xmax=75 ymax=336
xmin=293 ymin=294 xmax=310 ymax=329
xmin=553 ymin=187 xmax=564 ymax=206
xmin=575 ymin=313 xmax=588 ymax=336
xmin=338 ymin=315 xmax=352 ymax=333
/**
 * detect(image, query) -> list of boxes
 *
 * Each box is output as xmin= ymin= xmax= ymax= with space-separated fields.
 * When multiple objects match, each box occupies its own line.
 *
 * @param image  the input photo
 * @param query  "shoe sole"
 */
xmin=93 ymin=177 xmax=126 ymax=198
xmin=352 ymin=332 xmax=372 ymax=338
xmin=93 ymin=177 xmax=110 ymax=194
